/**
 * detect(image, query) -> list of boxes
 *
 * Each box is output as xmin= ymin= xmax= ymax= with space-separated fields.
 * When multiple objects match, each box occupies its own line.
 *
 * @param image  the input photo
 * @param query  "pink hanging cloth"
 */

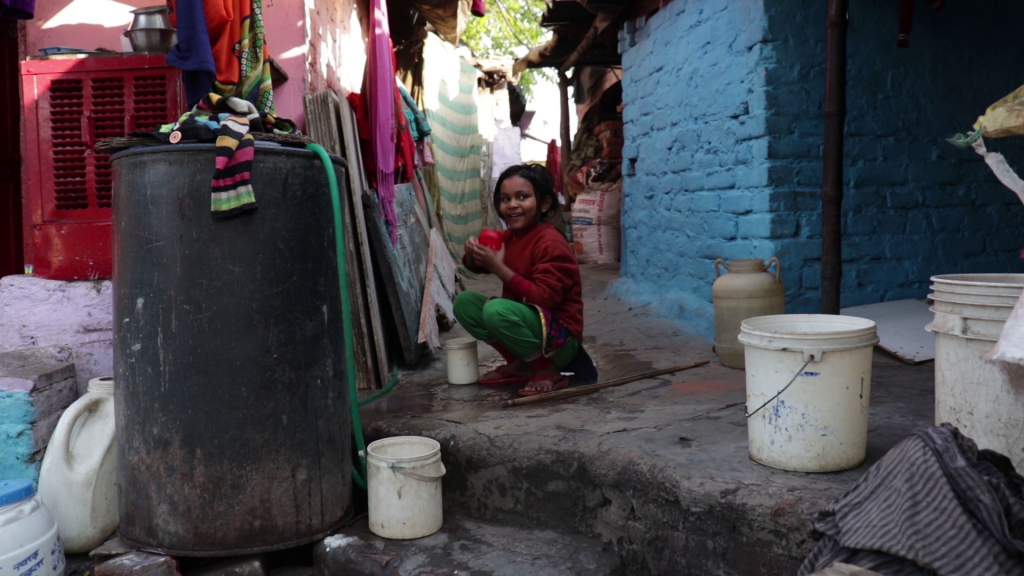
xmin=368 ymin=0 xmax=397 ymax=240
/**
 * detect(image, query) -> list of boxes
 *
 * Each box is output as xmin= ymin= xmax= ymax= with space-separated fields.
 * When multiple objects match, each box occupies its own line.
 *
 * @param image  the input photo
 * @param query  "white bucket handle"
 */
xmin=746 ymin=358 xmax=813 ymax=419
xmin=389 ymin=461 xmax=446 ymax=483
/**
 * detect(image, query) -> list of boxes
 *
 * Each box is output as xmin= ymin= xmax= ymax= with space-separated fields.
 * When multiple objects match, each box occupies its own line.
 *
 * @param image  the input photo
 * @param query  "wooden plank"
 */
xmin=303 ymin=91 xmax=342 ymax=156
xmin=841 ymin=299 xmax=935 ymax=364
xmin=363 ymin=184 xmax=429 ymax=365
xmin=418 ymin=228 xmax=459 ymax=352
xmin=303 ymin=92 xmax=378 ymax=389
xmin=338 ymin=92 xmax=392 ymax=385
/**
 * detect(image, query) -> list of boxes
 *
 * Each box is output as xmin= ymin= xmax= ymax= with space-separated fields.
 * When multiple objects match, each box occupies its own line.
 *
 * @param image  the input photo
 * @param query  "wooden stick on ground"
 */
xmin=503 ymin=360 xmax=710 ymax=408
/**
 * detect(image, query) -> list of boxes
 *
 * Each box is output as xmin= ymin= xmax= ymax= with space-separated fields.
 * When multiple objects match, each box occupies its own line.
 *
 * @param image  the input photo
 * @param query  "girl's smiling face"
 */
xmin=499 ymin=176 xmax=552 ymax=231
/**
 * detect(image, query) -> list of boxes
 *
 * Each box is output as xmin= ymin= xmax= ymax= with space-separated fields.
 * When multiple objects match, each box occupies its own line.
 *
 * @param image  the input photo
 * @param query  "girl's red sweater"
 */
xmin=465 ymin=223 xmax=584 ymax=340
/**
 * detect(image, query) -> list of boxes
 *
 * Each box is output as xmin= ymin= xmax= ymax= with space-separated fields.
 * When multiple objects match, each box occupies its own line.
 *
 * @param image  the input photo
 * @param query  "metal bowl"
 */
xmin=124 ymin=28 xmax=177 ymax=54
xmin=129 ymin=6 xmax=172 ymax=30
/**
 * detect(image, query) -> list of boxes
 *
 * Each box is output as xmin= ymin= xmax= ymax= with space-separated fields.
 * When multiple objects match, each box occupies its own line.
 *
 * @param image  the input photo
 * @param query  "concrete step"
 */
xmin=359 ymin=268 xmax=936 ymax=576
xmin=313 ymin=514 xmax=623 ymax=576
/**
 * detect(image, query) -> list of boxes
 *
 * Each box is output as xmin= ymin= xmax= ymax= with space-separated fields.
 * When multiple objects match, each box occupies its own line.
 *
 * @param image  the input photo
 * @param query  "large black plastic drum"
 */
xmin=111 ymin=144 xmax=353 ymax=556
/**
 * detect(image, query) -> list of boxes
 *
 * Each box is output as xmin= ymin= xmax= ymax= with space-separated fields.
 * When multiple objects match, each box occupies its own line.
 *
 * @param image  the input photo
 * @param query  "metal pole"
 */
xmin=559 ymin=70 xmax=571 ymax=194
xmin=821 ymin=0 xmax=848 ymax=314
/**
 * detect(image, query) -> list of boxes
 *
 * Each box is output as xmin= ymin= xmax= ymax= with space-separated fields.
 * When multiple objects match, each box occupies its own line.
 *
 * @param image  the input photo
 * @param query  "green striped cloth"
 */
xmin=422 ymin=36 xmax=485 ymax=259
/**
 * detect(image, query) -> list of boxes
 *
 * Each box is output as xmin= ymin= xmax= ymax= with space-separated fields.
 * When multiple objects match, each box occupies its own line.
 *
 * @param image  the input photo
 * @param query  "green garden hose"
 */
xmin=307 ymin=143 xmax=378 ymax=489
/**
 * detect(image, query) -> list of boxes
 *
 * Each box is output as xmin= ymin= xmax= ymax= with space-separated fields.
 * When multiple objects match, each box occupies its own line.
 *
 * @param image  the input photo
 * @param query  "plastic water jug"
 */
xmin=0 ymin=479 xmax=66 ymax=576
xmin=38 ymin=376 xmax=117 ymax=554
xmin=713 ymin=258 xmax=785 ymax=369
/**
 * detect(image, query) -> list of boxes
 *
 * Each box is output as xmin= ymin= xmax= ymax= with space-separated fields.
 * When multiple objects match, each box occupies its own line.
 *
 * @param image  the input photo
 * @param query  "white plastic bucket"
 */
xmin=367 ymin=436 xmax=446 ymax=539
xmin=446 ymin=338 xmax=479 ymax=385
xmin=0 ymin=479 xmax=66 ymax=576
xmin=38 ymin=376 xmax=118 ymax=554
xmin=927 ymin=274 xmax=1024 ymax=471
xmin=739 ymin=314 xmax=878 ymax=473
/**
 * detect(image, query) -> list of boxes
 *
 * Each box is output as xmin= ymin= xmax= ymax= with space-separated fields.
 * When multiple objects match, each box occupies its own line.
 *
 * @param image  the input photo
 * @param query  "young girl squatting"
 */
xmin=453 ymin=164 xmax=585 ymax=396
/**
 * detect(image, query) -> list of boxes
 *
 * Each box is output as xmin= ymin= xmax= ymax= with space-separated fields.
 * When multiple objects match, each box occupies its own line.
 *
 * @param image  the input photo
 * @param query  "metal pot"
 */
xmin=129 ymin=6 xmax=172 ymax=31
xmin=124 ymin=28 xmax=177 ymax=54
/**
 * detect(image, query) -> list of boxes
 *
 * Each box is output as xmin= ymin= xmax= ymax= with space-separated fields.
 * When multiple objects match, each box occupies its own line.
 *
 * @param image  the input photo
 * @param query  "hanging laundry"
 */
xmin=547 ymin=140 xmax=562 ymax=194
xmin=0 ymin=0 xmax=33 ymax=19
xmin=398 ymin=83 xmax=432 ymax=142
xmin=420 ymin=33 xmax=485 ymax=259
xmin=204 ymin=0 xmax=276 ymax=113
xmin=395 ymin=87 xmax=418 ymax=184
xmin=471 ymin=0 xmax=486 ymax=19
xmin=368 ymin=0 xmax=399 ymax=241
xmin=897 ymin=0 xmax=944 ymax=48
xmin=205 ymin=95 xmax=259 ymax=218
xmin=414 ymin=136 xmax=436 ymax=168
xmin=799 ymin=424 xmax=1024 ymax=576
xmin=132 ymin=94 xmax=296 ymax=218
xmin=166 ymin=0 xmax=217 ymax=108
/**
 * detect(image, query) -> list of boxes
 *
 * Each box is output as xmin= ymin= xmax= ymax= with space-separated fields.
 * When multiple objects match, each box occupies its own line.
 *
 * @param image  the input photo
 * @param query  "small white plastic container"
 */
xmin=0 ymin=479 xmax=66 ymax=576
xmin=367 ymin=436 xmax=446 ymax=539
xmin=38 ymin=376 xmax=118 ymax=553
xmin=446 ymin=338 xmax=479 ymax=385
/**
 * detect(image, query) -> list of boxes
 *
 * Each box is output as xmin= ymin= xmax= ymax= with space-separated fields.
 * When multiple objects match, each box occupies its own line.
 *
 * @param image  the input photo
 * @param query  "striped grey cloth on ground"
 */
xmin=799 ymin=424 xmax=1024 ymax=576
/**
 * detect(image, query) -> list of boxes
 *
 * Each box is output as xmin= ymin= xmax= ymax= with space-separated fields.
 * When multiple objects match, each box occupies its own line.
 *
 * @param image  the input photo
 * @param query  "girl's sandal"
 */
xmin=518 ymin=373 xmax=570 ymax=397
xmin=479 ymin=365 xmax=531 ymax=386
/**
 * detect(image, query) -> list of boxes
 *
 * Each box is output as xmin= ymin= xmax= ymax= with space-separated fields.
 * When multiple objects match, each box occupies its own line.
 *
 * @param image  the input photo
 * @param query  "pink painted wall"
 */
xmin=306 ymin=0 xmax=366 ymax=97
xmin=264 ymin=0 xmax=308 ymax=128
xmin=26 ymin=0 xmax=154 ymax=54
xmin=24 ymin=0 xmax=313 ymax=129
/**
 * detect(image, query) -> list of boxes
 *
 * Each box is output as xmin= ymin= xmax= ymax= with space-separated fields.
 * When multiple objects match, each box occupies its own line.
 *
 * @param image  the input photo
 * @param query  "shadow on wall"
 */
xmin=607 ymin=276 xmax=717 ymax=342
xmin=26 ymin=0 xmax=155 ymax=54
xmin=765 ymin=0 xmax=1024 ymax=312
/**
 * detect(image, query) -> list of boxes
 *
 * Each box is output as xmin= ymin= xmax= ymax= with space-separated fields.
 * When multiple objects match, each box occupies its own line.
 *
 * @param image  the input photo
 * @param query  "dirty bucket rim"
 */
xmin=446 ymin=337 xmax=477 ymax=350
xmin=367 ymin=436 xmax=441 ymax=463
xmin=738 ymin=314 xmax=878 ymax=351
xmin=929 ymin=296 xmax=1019 ymax=313
xmin=930 ymin=274 xmax=1024 ymax=288
xmin=740 ymin=314 xmax=877 ymax=336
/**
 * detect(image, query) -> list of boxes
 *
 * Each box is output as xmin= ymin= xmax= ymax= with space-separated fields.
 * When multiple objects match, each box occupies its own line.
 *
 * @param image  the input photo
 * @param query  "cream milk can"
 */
xmin=713 ymin=258 xmax=785 ymax=369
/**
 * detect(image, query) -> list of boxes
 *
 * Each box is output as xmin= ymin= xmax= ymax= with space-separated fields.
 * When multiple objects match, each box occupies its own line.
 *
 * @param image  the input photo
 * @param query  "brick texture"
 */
xmin=621 ymin=0 xmax=1024 ymax=323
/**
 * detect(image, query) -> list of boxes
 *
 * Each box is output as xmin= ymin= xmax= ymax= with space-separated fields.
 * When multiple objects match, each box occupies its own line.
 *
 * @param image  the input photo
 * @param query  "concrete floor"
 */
xmin=359 ymin=265 xmax=935 ymax=576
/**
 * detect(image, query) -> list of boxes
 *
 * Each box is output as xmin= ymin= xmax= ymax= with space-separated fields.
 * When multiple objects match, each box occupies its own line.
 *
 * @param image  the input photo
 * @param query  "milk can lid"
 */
xmin=0 ymin=479 xmax=35 ymax=506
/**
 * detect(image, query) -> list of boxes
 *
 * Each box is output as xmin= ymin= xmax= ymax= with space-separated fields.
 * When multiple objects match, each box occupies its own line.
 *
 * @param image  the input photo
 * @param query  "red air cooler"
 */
xmin=21 ymin=55 xmax=185 ymax=280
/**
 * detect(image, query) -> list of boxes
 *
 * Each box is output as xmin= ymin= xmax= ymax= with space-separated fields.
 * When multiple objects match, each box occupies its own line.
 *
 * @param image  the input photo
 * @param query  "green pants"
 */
xmin=453 ymin=291 xmax=578 ymax=368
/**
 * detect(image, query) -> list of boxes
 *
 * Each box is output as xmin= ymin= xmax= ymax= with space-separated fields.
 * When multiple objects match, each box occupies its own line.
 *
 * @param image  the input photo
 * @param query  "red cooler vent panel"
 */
xmin=49 ymin=78 xmax=89 ymax=212
xmin=22 ymin=55 xmax=185 ymax=280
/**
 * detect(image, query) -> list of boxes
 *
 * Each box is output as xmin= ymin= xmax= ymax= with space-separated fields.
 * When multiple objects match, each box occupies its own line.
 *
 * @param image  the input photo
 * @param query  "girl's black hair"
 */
xmin=492 ymin=163 xmax=561 ymax=224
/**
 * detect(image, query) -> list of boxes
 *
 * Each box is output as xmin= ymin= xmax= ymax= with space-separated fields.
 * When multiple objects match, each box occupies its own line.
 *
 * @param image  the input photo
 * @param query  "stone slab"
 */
xmin=31 ymin=410 xmax=63 ymax=452
xmin=0 ymin=275 xmax=113 ymax=395
xmin=96 ymin=551 xmax=179 ymax=576
xmin=0 ymin=347 xmax=79 ymax=479
xmin=29 ymin=376 xmax=77 ymax=422
xmin=184 ymin=557 xmax=266 ymax=576
xmin=90 ymin=536 xmax=135 ymax=559
xmin=314 ymin=514 xmax=622 ymax=576
xmin=0 ymin=347 xmax=76 ymax=393
xmin=361 ymin=265 xmax=936 ymax=576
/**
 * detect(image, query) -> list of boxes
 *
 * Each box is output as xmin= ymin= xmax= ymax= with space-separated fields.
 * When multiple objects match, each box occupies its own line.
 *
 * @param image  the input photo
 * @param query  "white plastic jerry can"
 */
xmin=0 ymin=479 xmax=66 ymax=576
xmin=38 ymin=377 xmax=118 ymax=554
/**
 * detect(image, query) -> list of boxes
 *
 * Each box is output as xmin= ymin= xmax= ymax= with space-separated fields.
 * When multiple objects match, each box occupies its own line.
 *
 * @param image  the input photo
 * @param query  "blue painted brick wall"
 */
xmin=619 ymin=0 xmax=1024 ymax=335
xmin=766 ymin=0 xmax=1024 ymax=312
xmin=618 ymin=0 xmax=771 ymax=336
